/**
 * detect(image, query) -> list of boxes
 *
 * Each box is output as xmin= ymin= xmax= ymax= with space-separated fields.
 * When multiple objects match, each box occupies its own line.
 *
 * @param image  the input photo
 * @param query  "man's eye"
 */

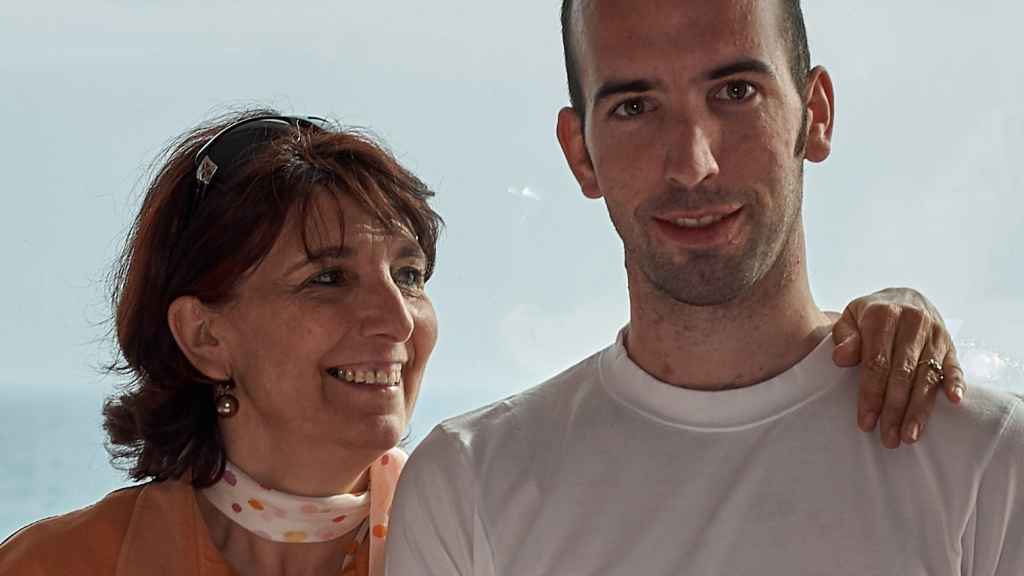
xmin=394 ymin=267 xmax=426 ymax=289
xmin=612 ymin=98 xmax=653 ymax=118
xmin=713 ymin=81 xmax=758 ymax=102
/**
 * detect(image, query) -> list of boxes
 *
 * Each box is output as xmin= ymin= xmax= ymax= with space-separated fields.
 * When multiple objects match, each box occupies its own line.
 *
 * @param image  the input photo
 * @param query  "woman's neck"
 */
xmin=197 ymin=489 xmax=364 ymax=576
xmin=219 ymin=422 xmax=377 ymax=497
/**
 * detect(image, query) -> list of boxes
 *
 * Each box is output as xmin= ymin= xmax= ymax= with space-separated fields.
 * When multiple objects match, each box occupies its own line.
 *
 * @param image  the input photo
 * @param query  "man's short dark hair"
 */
xmin=560 ymin=0 xmax=811 ymax=118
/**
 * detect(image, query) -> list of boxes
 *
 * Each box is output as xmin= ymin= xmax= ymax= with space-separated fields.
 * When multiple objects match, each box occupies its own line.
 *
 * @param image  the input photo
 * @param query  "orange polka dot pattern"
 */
xmin=200 ymin=460 xmax=370 ymax=544
xmin=366 ymin=448 xmax=407 ymax=576
xmin=197 ymin=448 xmax=407 ymax=576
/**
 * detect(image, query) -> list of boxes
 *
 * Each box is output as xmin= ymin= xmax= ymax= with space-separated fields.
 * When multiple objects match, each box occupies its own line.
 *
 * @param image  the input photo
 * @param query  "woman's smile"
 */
xmin=325 ymin=364 xmax=404 ymax=387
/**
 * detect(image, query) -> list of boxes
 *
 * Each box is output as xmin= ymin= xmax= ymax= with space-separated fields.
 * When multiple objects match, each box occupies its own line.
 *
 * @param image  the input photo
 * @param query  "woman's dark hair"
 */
xmin=103 ymin=109 xmax=442 ymax=487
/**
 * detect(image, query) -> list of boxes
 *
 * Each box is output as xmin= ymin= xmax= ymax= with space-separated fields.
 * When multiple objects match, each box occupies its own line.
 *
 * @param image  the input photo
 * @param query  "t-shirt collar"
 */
xmin=599 ymin=326 xmax=846 ymax=431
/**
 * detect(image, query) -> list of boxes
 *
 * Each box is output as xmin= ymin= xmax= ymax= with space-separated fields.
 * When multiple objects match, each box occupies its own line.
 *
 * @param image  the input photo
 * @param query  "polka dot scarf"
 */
xmin=202 ymin=448 xmax=406 ymax=576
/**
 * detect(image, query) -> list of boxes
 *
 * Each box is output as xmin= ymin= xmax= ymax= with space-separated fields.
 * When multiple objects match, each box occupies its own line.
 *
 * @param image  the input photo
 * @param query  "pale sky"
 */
xmin=1 ymin=1 xmax=1022 ymax=533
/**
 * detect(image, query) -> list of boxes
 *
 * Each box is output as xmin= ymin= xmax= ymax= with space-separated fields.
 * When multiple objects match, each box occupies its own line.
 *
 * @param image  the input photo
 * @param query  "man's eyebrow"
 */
xmin=705 ymin=58 xmax=775 ymax=81
xmin=593 ymin=78 xmax=662 ymax=107
xmin=285 ymin=245 xmax=353 ymax=275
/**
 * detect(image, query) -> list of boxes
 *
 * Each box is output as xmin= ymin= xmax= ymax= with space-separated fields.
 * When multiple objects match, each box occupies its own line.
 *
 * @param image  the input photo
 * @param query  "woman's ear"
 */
xmin=167 ymin=296 xmax=232 ymax=382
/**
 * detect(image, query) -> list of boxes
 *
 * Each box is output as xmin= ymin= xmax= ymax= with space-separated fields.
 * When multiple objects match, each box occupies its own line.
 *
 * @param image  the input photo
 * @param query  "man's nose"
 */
xmin=358 ymin=279 xmax=415 ymax=343
xmin=663 ymin=121 xmax=720 ymax=189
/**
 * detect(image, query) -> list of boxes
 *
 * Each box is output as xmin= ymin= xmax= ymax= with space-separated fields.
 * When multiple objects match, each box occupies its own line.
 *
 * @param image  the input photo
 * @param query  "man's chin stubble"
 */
xmin=639 ymin=254 xmax=759 ymax=308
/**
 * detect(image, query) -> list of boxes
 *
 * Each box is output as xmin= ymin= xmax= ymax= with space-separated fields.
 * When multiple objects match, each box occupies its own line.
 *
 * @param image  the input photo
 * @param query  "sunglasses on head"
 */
xmin=193 ymin=114 xmax=331 ymax=200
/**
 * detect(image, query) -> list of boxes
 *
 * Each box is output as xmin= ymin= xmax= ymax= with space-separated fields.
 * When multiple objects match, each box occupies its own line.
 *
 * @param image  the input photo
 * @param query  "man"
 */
xmin=386 ymin=0 xmax=1023 ymax=573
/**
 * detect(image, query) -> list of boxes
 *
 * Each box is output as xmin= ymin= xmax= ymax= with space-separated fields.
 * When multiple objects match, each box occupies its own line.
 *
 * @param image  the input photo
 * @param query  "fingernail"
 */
xmin=905 ymin=421 xmax=920 ymax=443
xmin=860 ymin=411 xmax=878 ymax=431
xmin=887 ymin=426 xmax=901 ymax=448
xmin=953 ymin=385 xmax=965 ymax=403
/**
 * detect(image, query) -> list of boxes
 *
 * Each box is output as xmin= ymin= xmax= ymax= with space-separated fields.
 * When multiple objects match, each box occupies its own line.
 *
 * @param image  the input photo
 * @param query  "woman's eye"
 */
xmin=309 ymin=270 xmax=343 ymax=286
xmin=612 ymin=98 xmax=653 ymax=118
xmin=394 ymin=266 xmax=426 ymax=289
xmin=713 ymin=81 xmax=758 ymax=102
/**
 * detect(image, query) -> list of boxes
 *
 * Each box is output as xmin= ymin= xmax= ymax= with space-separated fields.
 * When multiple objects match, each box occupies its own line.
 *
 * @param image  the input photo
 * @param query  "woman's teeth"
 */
xmin=326 ymin=367 xmax=402 ymax=386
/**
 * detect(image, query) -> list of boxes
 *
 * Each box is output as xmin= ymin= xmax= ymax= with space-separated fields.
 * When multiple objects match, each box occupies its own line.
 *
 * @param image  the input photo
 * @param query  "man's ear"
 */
xmin=803 ymin=65 xmax=835 ymax=163
xmin=556 ymin=107 xmax=603 ymax=199
xmin=167 ymin=296 xmax=232 ymax=382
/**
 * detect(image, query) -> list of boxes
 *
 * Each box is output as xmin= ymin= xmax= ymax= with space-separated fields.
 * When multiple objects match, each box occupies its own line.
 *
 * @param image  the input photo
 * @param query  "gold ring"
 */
xmin=917 ymin=358 xmax=944 ymax=381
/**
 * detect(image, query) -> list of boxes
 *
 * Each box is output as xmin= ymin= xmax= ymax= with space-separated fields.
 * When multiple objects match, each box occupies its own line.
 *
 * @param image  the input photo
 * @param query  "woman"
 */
xmin=0 ymin=110 xmax=963 ymax=575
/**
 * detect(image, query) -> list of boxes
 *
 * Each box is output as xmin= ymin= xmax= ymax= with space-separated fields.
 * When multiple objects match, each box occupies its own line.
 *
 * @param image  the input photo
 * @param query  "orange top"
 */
xmin=0 ymin=480 xmax=369 ymax=575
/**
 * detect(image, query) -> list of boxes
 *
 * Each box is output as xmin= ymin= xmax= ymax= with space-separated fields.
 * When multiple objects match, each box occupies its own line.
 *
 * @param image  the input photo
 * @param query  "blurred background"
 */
xmin=1 ymin=1 xmax=1021 ymax=538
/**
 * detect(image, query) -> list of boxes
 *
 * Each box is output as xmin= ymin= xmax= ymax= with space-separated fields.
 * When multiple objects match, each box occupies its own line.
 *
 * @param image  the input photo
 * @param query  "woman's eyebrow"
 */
xmin=285 ymin=245 xmax=353 ymax=274
xmin=395 ymin=240 xmax=427 ymax=261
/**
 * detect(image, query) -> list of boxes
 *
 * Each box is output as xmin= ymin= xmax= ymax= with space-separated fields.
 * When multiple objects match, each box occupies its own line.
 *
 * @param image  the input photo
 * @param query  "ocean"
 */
xmin=1 ymin=388 xmax=128 ymax=540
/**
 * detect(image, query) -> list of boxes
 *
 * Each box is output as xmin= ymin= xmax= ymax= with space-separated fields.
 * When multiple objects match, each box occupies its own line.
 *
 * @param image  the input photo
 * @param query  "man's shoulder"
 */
xmin=952 ymin=384 xmax=1024 ymax=447
xmin=407 ymin=348 xmax=606 ymax=476
xmin=439 ymin=348 xmax=604 ymax=443
xmin=959 ymin=383 xmax=1023 ymax=423
xmin=951 ymin=350 xmax=1024 ymax=437
xmin=925 ymin=364 xmax=1024 ymax=464
xmin=0 ymin=484 xmax=146 ymax=573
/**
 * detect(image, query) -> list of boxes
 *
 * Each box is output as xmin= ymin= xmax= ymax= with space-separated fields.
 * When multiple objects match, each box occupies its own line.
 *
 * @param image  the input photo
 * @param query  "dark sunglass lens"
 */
xmin=204 ymin=119 xmax=294 ymax=170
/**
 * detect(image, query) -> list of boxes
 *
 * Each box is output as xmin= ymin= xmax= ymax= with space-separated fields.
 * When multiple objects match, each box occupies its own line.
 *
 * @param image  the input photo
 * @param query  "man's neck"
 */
xmin=624 ymin=233 xmax=833 ymax=391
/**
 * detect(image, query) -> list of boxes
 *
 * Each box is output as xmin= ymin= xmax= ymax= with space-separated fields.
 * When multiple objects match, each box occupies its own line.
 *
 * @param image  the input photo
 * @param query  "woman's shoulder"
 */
xmin=0 ymin=484 xmax=147 ymax=574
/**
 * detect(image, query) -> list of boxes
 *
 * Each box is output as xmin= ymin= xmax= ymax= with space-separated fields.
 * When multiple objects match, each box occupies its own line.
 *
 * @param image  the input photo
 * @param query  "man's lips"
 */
xmin=652 ymin=206 xmax=745 ymax=248
xmin=655 ymin=204 xmax=744 ymax=222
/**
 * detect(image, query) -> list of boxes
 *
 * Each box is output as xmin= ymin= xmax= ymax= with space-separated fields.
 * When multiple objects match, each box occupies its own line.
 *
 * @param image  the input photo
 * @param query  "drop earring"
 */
xmin=215 ymin=381 xmax=239 ymax=418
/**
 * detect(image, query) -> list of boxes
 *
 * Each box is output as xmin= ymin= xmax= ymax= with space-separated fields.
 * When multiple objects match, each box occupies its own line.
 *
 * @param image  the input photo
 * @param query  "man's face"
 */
xmin=559 ymin=0 xmax=832 ymax=306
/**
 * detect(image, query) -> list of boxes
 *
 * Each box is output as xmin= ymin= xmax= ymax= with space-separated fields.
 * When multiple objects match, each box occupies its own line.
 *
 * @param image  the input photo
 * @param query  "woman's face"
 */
xmin=214 ymin=190 xmax=437 ymax=457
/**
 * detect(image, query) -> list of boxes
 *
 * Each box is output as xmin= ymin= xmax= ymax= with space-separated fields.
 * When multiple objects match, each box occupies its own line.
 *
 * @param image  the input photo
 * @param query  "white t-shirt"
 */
xmin=387 ymin=332 xmax=1024 ymax=575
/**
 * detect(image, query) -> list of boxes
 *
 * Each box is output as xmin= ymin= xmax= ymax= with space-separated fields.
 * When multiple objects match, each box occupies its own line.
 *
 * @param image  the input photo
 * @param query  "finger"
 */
xmin=856 ymin=304 xmax=900 ymax=433
xmin=942 ymin=344 xmax=968 ymax=404
xmin=900 ymin=329 xmax=947 ymax=444
xmin=832 ymin=306 xmax=862 ymax=367
xmin=877 ymin=307 xmax=930 ymax=449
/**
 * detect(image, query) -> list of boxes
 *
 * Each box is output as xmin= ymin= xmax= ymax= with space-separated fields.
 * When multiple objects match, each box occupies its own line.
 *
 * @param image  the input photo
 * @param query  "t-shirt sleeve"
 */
xmin=386 ymin=424 xmax=496 ymax=576
xmin=962 ymin=397 xmax=1024 ymax=575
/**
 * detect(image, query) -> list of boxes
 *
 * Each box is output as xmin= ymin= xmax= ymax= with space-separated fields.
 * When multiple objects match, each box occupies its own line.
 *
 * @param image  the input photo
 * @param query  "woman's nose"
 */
xmin=358 ymin=279 xmax=415 ymax=343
